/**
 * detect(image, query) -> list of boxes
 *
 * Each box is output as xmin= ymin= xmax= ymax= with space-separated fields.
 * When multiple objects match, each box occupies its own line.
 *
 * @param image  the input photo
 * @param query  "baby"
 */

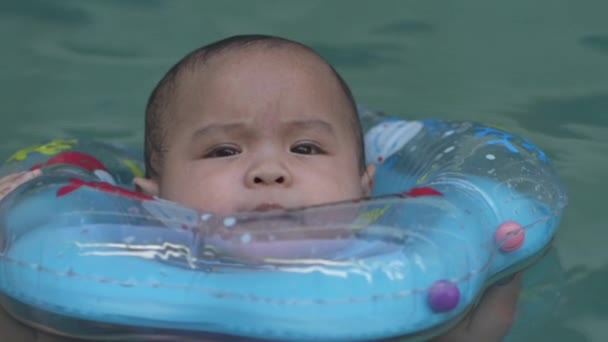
xmin=0 ymin=35 xmax=520 ymax=342
xmin=131 ymin=34 xmax=376 ymax=214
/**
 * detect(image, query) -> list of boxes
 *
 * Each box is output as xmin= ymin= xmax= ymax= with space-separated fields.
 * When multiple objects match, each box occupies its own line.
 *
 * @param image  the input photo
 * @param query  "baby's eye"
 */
xmin=290 ymin=142 xmax=324 ymax=155
xmin=204 ymin=145 xmax=241 ymax=158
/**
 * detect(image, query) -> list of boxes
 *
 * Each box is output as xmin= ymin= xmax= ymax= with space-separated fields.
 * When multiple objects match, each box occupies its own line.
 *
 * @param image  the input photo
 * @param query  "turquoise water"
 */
xmin=1 ymin=0 xmax=606 ymax=341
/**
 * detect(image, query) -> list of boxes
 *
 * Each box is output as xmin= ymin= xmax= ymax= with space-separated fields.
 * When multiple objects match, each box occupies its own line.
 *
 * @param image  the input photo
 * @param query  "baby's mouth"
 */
xmin=252 ymin=203 xmax=284 ymax=212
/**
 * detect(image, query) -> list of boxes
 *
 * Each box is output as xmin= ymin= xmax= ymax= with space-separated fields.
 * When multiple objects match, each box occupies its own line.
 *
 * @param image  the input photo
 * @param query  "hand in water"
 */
xmin=430 ymin=273 xmax=522 ymax=342
xmin=0 ymin=170 xmax=42 ymax=201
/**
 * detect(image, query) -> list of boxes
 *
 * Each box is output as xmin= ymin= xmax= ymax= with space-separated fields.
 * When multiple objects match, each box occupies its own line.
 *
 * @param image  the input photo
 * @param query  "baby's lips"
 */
xmin=252 ymin=203 xmax=284 ymax=212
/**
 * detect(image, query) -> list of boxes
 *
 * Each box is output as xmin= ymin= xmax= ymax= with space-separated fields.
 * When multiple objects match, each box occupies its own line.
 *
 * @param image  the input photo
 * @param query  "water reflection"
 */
xmin=511 ymin=262 xmax=607 ymax=341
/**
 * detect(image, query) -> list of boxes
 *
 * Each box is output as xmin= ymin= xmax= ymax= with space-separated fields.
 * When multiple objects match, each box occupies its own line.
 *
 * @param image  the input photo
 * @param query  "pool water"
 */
xmin=1 ymin=0 xmax=607 ymax=341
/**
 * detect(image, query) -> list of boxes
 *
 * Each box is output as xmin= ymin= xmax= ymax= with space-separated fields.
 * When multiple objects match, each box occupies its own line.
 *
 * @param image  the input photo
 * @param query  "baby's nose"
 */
xmin=254 ymin=174 xmax=285 ymax=185
xmin=246 ymin=164 xmax=292 ymax=187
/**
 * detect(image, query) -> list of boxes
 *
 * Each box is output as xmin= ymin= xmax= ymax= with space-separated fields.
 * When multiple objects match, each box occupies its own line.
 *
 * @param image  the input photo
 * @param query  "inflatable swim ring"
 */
xmin=0 ymin=108 xmax=567 ymax=341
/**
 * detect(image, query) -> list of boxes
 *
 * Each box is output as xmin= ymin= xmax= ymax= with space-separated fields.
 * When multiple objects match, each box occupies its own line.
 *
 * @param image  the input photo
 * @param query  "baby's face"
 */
xmin=142 ymin=47 xmax=373 ymax=214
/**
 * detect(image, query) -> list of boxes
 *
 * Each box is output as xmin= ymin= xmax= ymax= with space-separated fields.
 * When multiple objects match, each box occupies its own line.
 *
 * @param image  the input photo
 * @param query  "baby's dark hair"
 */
xmin=144 ymin=34 xmax=365 ymax=178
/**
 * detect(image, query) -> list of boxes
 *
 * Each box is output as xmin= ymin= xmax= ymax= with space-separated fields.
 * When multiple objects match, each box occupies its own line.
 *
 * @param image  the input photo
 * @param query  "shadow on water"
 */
xmin=58 ymin=40 xmax=144 ymax=60
xmin=580 ymin=34 xmax=608 ymax=55
xmin=505 ymin=93 xmax=608 ymax=140
xmin=308 ymin=20 xmax=436 ymax=69
xmin=0 ymin=0 xmax=162 ymax=27
xmin=0 ymin=0 xmax=89 ymax=26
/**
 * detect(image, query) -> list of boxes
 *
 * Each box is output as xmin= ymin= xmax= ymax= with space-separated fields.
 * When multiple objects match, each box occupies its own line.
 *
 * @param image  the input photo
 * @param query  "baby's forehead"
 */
xmin=165 ymin=42 xmax=359 ymax=142
xmin=203 ymin=42 xmax=327 ymax=69
xmin=182 ymin=44 xmax=337 ymax=87
xmin=172 ymin=46 xmax=354 ymax=114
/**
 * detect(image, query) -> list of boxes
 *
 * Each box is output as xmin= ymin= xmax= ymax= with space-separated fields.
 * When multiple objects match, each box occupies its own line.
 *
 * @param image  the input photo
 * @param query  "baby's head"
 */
xmin=134 ymin=35 xmax=375 ymax=213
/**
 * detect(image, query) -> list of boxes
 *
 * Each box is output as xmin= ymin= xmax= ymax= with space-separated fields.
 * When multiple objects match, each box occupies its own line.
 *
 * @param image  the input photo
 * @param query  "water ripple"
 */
xmin=311 ymin=42 xmax=403 ymax=68
xmin=371 ymin=19 xmax=435 ymax=35
xmin=31 ymin=39 xmax=171 ymax=67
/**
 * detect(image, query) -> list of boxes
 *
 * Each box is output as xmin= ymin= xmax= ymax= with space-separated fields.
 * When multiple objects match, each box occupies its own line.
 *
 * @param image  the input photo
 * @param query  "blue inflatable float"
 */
xmin=0 ymin=107 xmax=567 ymax=341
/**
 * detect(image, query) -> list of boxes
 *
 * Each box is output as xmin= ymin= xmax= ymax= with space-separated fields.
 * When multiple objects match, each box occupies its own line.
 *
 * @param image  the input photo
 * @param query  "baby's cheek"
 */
xmin=162 ymin=165 xmax=239 ymax=212
xmin=326 ymin=173 xmax=364 ymax=200
xmin=158 ymin=180 xmax=209 ymax=211
xmin=193 ymin=179 xmax=241 ymax=213
xmin=304 ymin=179 xmax=359 ymax=206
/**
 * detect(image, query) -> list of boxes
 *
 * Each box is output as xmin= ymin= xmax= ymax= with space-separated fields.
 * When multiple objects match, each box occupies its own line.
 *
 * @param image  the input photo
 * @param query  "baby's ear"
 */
xmin=360 ymin=163 xmax=375 ymax=197
xmin=133 ymin=177 xmax=159 ymax=197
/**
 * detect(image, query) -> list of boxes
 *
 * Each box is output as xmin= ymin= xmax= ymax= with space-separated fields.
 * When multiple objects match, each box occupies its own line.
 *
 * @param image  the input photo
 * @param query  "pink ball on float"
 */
xmin=495 ymin=220 xmax=525 ymax=252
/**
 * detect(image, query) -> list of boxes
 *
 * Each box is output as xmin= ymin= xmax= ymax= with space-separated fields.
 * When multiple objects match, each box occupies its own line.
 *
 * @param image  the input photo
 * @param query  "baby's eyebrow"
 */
xmin=192 ymin=119 xmax=335 ymax=140
xmin=191 ymin=123 xmax=248 ymax=140
xmin=283 ymin=119 xmax=335 ymax=136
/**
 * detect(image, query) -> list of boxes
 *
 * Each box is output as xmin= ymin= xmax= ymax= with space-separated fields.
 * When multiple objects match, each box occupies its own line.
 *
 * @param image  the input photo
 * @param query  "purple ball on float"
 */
xmin=428 ymin=280 xmax=460 ymax=312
